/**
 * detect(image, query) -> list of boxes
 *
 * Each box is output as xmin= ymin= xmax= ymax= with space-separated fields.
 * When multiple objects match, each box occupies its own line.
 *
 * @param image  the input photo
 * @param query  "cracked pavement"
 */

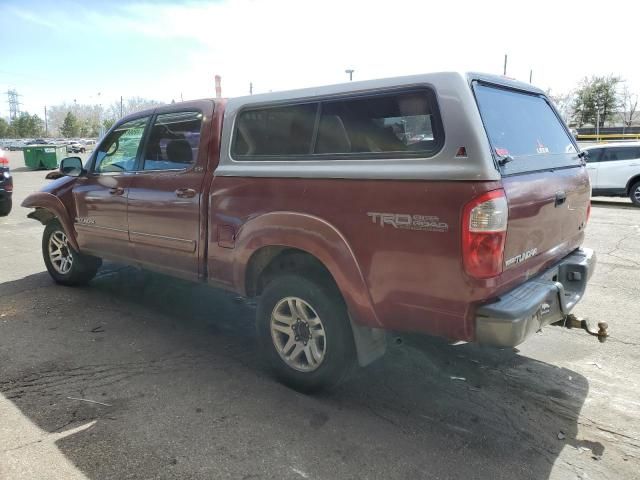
xmin=1 ymin=151 xmax=639 ymax=479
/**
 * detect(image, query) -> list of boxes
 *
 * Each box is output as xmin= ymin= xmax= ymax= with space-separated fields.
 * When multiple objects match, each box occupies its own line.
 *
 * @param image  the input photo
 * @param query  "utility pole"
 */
xmin=503 ymin=55 xmax=507 ymax=76
xmin=249 ymin=82 xmax=253 ymax=95
xmin=120 ymin=96 xmax=123 ymax=118
xmin=529 ymin=69 xmax=533 ymax=83
xmin=345 ymin=69 xmax=354 ymax=81
xmin=44 ymin=105 xmax=48 ymax=137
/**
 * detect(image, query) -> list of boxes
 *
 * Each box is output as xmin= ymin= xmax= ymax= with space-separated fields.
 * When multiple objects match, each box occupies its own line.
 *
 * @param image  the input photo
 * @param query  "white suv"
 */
xmin=584 ymin=142 xmax=640 ymax=206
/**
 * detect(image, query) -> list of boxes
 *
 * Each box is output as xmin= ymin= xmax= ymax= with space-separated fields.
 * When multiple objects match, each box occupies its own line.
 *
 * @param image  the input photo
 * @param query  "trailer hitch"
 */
xmin=553 ymin=314 xmax=609 ymax=343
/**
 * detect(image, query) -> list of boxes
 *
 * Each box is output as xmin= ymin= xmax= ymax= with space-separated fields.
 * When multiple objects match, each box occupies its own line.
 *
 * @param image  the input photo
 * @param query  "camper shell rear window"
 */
xmin=473 ymin=82 xmax=581 ymax=175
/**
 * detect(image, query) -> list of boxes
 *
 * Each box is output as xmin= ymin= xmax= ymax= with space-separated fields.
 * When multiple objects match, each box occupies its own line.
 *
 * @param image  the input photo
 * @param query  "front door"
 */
xmin=73 ymin=116 xmax=150 ymax=260
xmin=126 ymin=107 xmax=211 ymax=280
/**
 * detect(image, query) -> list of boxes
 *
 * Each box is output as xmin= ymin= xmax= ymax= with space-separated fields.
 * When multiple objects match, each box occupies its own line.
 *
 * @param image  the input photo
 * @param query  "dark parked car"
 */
xmin=0 ymin=149 xmax=13 ymax=216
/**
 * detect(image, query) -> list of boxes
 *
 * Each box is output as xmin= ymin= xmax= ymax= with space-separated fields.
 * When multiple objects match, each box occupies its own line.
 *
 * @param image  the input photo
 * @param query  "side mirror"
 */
xmin=60 ymin=157 xmax=85 ymax=177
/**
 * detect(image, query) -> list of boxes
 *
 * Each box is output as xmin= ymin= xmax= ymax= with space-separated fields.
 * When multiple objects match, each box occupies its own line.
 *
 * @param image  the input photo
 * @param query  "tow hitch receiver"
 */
xmin=553 ymin=314 xmax=609 ymax=343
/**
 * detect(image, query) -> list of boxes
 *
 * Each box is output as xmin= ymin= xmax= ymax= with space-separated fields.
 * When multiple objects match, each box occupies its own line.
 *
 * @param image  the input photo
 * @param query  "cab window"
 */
xmin=94 ymin=117 xmax=149 ymax=173
xmin=142 ymin=111 xmax=203 ymax=171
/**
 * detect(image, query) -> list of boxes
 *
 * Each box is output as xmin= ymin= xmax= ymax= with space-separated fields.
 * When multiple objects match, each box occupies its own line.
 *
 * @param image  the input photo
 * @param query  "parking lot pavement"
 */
xmin=1 ymin=151 xmax=639 ymax=480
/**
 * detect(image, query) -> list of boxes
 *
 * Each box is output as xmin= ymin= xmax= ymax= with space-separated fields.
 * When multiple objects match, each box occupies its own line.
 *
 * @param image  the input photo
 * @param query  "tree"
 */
xmin=0 ymin=118 xmax=8 ymax=138
xmin=7 ymin=113 xmax=44 ymax=138
xmin=572 ymin=75 xmax=621 ymax=127
xmin=621 ymin=85 xmax=638 ymax=131
xmin=102 ymin=118 xmax=115 ymax=131
xmin=547 ymin=89 xmax=575 ymax=125
xmin=60 ymin=111 xmax=80 ymax=138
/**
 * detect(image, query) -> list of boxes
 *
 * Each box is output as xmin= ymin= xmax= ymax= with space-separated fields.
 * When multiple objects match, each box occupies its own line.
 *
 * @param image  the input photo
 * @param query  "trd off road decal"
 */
xmin=367 ymin=212 xmax=449 ymax=232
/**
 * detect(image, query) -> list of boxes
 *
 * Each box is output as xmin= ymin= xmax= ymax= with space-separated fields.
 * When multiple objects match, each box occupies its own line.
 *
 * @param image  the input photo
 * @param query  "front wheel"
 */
xmin=42 ymin=220 xmax=101 ymax=286
xmin=630 ymin=181 xmax=640 ymax=207
xmin=257 ymin=274 xmax=356 ymax=392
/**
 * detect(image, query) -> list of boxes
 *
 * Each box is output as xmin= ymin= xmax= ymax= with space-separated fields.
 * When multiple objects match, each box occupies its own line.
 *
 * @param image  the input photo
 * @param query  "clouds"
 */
xmin=1 ymin=0 xmax=640 ymax=116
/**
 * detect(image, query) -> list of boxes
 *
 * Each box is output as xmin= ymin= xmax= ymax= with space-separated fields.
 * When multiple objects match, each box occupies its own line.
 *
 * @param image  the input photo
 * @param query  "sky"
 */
xmin=1 ymin=0 xmax=639 ymax=119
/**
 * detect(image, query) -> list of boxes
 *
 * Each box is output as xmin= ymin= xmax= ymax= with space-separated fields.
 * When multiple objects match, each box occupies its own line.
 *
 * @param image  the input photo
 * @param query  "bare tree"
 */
xmin=547 ymin=89 xmax=575 ymax=125
xmin=621 ymin=85 xmax=638 ymax=133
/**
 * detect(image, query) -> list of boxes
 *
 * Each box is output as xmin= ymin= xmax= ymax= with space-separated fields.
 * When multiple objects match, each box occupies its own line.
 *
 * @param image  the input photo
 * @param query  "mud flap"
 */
xmin=349 ymin=317 xmax=387 ymax=367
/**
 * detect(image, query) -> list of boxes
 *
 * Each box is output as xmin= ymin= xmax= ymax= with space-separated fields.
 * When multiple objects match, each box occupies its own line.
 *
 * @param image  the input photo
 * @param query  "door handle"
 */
xmin=109 ymin=187 xmax=125 ymax=196
xmin=175 ymin=188 xmax=196 ymax=198
xmin=555 ymin=191 xmax=567 ymax=207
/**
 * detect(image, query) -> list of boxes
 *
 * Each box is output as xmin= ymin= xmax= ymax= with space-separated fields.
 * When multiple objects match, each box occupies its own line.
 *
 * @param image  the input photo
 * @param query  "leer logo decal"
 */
xmin=367 ymin=212 xmax=449 ymax=232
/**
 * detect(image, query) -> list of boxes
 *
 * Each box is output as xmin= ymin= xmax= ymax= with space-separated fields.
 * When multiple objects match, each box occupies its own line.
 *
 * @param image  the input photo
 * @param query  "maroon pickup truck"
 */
xmin=23 ymin=72 xmax=601 ymax=391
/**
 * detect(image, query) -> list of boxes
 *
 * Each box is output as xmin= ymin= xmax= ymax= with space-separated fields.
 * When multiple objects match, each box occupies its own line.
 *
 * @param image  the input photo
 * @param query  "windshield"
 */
xmin=474 ymin=83 xmax=580 ymax=175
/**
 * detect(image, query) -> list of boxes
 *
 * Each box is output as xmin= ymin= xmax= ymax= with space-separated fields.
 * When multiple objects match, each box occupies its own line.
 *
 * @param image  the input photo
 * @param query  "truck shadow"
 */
xmin=0 ymin=266 xmax=594 ymax=480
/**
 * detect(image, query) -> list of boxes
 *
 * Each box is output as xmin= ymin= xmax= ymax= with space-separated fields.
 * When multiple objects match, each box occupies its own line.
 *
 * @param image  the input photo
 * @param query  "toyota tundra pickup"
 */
xmin=23 ymin=72 xmax=600 ymax=391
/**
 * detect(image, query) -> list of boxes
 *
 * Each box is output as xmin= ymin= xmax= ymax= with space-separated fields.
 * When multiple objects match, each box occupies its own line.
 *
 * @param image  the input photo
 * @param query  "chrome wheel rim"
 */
xmin=270 ymin=296 xmax=326 ymax=372
xmin=48 ymin=230 xmax=73 ymax=275
xmin=634 ymin=186 xmax=640 ymax=202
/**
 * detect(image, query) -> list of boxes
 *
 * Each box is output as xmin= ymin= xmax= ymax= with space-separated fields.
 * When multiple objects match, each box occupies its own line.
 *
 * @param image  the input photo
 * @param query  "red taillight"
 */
xmin=462 ymin=189 xmax=508 ymax=279
xmin=0 ymin=156 xmax=8 ymax=167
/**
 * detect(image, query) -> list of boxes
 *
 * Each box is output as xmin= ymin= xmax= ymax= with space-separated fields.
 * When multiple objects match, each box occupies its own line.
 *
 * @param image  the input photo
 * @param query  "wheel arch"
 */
xmin=22 ymin=192 xmax=79 ymax=250
xmin=626 ymin=175 xmax=640 ymax=195
xmin=233 ymin=212 xmax=381 ymax=329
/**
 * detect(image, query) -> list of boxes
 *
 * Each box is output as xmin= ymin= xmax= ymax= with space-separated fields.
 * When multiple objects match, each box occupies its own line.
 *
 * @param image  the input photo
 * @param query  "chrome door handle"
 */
xmin=175 ymin=188 xmax=196 ymax=198
xmin=109 ymin=187 xmax=125 ymax=195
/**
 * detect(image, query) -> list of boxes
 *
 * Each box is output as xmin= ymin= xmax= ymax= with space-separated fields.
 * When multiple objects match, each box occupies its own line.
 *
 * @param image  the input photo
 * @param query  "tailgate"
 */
xmin=501 ymin=167 xmax=590 ymax=279
xmin=473 ymin=81 xmax=590 ymax=281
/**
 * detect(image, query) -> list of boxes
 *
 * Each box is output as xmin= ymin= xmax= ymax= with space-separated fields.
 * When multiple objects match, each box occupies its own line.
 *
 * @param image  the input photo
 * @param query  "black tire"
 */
xmin=42 ymin=220 xmax=101 ymax=286
xmin=0 ymin=198 xmax=11 ymax=217
xmin=257 ymin=274 xmax=356 ymax=392
xmin=630 ymin=181 xmax=640 ymax=207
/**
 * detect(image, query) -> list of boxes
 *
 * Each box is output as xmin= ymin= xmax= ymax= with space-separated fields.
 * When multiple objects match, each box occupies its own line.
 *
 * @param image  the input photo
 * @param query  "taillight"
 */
xmin=462 ymin=189 xmax=508 ymax=279
xmin=0 ymin=156 xmax=8 ymax=167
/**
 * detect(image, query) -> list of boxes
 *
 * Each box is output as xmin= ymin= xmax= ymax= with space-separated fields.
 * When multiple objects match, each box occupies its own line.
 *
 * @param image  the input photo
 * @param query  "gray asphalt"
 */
xmin=1 ymin=151 xmax=639 ymax=480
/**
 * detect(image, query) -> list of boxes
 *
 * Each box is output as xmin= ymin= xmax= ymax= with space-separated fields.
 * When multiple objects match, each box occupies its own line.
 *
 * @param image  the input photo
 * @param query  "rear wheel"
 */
xmin=42 ymin=220 xmax=101 ymax=286
xmin=0 ymin=198 xmax=11 ymax=217
xmin=630 ymin=181 xmax=640 ymax=207
xmin=257 ymin=274 xmax=356 ymax=392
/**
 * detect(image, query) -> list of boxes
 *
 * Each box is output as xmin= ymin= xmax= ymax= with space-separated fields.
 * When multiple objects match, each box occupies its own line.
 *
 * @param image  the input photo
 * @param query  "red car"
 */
xmin=23 ymin=72 xmax=600 ymax=391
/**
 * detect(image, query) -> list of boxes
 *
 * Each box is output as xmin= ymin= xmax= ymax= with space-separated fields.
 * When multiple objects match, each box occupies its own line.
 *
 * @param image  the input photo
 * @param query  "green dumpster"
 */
xmin=23 ymin=145 xmax=67 ymax=170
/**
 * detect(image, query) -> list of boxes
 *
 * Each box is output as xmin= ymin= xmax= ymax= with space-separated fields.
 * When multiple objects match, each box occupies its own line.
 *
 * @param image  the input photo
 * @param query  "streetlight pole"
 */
xmin=595 ymin=103 xmax=601 ymax=143
xmin=345 ymin=69 xmax=354 ymax=81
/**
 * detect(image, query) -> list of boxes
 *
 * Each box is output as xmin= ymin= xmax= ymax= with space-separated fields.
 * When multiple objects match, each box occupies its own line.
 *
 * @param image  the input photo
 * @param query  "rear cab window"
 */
xmin=474 ymin=83 xmax=580 ymax=175
xmin=232 ymin=89 xmax=443 ymax=160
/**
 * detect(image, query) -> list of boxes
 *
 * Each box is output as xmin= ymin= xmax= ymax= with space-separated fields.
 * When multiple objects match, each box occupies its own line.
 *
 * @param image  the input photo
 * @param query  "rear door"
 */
xmin=474 ymin=83 xmax=590 ymax=282
xmin=126 ymin=105 xmax=212 ymax=280
xmin=596 ymin=145 xmax=640 ymax=189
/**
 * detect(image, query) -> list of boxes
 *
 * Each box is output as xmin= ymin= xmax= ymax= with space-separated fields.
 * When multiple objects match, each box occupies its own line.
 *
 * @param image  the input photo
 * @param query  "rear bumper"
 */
xmin=475 ymin=248 xmax=596 ymax=347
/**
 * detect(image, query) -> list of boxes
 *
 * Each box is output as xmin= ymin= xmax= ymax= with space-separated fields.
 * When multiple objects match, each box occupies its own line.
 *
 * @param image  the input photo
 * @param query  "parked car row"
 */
xmin=0 ymin=138 xmax=96 ymax=152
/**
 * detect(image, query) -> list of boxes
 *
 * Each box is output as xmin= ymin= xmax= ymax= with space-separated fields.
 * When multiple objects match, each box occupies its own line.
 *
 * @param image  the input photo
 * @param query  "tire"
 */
xmin=257 ymin=274 xmax=356 ymax=392
xmin=630 ymin=181 xmax=640 ymax=207
xmin=42 ymin=220 xmax=101 ymax=286
xmin=0 ymin=198 xmax=11 ymax=217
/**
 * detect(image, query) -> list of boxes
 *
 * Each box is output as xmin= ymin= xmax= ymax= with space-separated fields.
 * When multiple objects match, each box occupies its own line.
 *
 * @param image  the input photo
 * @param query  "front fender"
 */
xmin=232 ymin=211 xmax=381 ymax=328
xmin=22 ymin=192 xmax=79 ymax=251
